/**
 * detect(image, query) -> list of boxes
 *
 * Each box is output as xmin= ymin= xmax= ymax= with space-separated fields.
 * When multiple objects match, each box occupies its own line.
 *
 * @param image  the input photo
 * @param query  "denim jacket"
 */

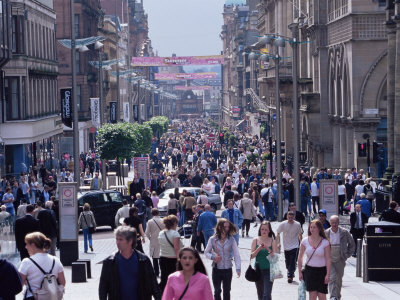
xmin=221 ymin=208 xmax=243 ymax=230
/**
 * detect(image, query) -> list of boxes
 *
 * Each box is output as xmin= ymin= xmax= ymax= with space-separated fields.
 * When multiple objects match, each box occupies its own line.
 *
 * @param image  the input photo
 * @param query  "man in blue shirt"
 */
xmin=357 ymin=193 xmax=372 ymax=219
xmin=197 ymin=204 xmax=218 ymax=246
xmin=99 ymin=226 xmax=160 ymax=300
xmin=221 ymin=200 xmax=243 ymax=245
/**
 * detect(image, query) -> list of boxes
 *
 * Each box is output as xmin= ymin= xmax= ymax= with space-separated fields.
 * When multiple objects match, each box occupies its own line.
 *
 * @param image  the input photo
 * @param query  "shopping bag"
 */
xmin=298 ymin=280 xmax=306 ymax=300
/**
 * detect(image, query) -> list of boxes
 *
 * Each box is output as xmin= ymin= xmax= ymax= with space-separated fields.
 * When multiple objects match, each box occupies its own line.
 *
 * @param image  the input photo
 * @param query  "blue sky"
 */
xmin=143 ymin=0 xmax=226 ymax=57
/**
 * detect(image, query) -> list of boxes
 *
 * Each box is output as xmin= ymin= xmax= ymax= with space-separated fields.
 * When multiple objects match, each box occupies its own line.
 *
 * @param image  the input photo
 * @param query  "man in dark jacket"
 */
xmin=15 ymin=205 xmax=39 ymax=260
xmin=283 ymin=203 xmax=305 ymax=226
xmin=129 ymin=178 xmax=143 ymax=203
xmin=350 ymin=203 xmax=369 ymax=257
xmin=37 ymin=201 xmax=58 ymax=255
xmin=379 ymin=201 xmax=400 ymax=224
xmin=99 ymin=226 xmax=160 ymax=300
xmin=0 ymin=244 xmax=23 ymax=300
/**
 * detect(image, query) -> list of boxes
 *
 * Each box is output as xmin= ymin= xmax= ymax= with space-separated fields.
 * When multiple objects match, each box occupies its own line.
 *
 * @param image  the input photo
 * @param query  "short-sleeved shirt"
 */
xmin=19 ymin=253 xmax=64 ymax=298
xmin=159 ymin=229 xmax=182 ymax=257
xmin=338 ymin=185 xmax=346 ymax=195
xmin=276 ymin=220 xmax=302 ymax=251
xmin=2 ymin=193 xmax=14 ymax=209
xmin=301 ymin=237 xmax=330 ymax=268
xmin=19 ymin=182 xmax=29 ymax=194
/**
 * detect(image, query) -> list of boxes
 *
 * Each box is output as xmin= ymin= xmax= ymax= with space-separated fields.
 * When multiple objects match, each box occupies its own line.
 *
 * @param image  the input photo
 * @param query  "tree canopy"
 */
xmin=97 ymin=122 xmax=153 ymax=160
xmin=146 ymin=116 xmax=169 ymax=137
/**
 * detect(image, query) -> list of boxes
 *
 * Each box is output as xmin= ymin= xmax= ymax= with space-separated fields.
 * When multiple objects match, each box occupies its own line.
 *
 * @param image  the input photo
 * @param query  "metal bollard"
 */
xmin=362 ymin=242 xmax=369 ymax=283
xmin=356 ymin=239 xmax=362 ymax=277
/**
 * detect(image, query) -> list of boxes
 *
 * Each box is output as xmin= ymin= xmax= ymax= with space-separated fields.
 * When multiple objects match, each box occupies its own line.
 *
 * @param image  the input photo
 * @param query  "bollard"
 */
xmin=362 ymin=242 xmax=369 ymax=283
xmin=356 ymin=239 xmax=362 ymax=277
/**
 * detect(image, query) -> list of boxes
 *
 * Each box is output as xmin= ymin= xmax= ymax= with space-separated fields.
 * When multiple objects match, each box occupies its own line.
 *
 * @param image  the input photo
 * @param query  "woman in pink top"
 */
xmin=162 ymin=247 xmax=214 ymax=300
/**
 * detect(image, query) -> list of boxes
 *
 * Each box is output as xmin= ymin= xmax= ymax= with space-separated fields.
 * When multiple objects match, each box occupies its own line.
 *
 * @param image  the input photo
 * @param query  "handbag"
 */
xmin=301 ymin=238 xmax=322 ymax=280
xmin=83 ymin=213 xmax=95 ymax=234
xmin=245 ymin=256 xmax=261 ymax=282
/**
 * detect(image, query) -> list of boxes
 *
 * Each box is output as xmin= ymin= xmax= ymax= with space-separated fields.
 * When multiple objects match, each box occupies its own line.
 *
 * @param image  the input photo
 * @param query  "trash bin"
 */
xmin=375 ymin=190 xmax=390 ymax=214
xmin=366 ymin=221 xmax=400 ymax=281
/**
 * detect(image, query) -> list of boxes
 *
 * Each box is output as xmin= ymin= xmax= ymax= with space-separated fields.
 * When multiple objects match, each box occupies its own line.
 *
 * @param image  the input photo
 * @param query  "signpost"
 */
xmin=319 ymin=180 xmax=339 ymax=218
xmin=59 ymin=182 xmax=79 ymax=266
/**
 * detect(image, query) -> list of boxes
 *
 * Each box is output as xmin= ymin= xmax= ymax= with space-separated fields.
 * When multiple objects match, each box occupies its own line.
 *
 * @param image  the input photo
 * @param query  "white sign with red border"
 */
xmin=319 ymin=180 xmax=338 ymax=218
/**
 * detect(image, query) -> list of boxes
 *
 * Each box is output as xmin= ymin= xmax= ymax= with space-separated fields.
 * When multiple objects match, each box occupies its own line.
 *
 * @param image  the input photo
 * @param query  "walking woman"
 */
xmin=251 ymin=221 xmax=277 ymax=300
xmin=158 ymin=215 xmax=183 ymax=293
xmin=162 ymin=247 xmax=214 ymax=300
xmin=123 ymin=207 xmax=146 ymax=253
xmin=298 ymin=219 xmax=331 ymax=300
xmin=78 ymin=203 xmax=97 ymax=253
xmin=205 ymin=218 xmax=241 ymax=300
xmin=145 ymin=208 xmax=165 ymax=277
xmin=18 ymin=232 xmax=65 ymax=300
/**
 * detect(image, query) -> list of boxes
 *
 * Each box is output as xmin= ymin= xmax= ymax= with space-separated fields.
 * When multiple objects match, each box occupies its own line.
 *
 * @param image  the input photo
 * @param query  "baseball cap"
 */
xmin=318 ymin=209 xmax=327 ymax=215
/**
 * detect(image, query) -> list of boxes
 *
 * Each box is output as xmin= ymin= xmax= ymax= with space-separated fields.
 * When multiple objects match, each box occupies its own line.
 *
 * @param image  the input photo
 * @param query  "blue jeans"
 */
xmin=82 ymin=228 xmax=93 ymax=252
xmin=265 ymin=202 xmax=274 ymax=221
xmin=301 ymin=196 xmax=309 ymax=216
xmin=258 ymin=200 xmax=265 ymax=217
xmin=5 ymin=206 xmax=15 ymax=232
xmin=179 ymin=208 xmax=186 ymax=226
xmin=255 ymin=268 xmax=273 ymax=300
xmin=203 ymin=229 xmax=214 ymax=247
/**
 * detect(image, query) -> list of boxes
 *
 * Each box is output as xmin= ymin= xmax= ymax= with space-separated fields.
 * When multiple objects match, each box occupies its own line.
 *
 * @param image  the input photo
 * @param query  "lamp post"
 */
xmin=70 ymin=0 xmax=79 ymax=183
xmin=289 ymin=22 xmax=300 ymax=210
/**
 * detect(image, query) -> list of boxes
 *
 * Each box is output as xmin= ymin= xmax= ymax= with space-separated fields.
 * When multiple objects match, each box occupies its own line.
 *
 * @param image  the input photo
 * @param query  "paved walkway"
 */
xmin=8 ymin=216 xmax=399 ymax=300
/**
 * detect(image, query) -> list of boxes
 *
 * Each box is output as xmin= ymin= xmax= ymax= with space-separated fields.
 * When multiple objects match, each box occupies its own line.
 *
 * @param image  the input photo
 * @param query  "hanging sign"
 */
xmin=90 ymin=98 xmax=101 ymax=128
xmin=60 ymin=88 xmax=72 ymax=128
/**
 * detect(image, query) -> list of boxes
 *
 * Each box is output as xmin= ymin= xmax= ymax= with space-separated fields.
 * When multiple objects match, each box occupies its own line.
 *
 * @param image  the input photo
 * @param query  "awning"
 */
xmin=236 ymin=119 xmax=245 ymax=127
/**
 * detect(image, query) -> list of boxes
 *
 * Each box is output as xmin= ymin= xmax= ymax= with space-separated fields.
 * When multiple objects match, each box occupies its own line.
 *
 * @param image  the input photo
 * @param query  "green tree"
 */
xmin=146 ymin=116 xmax=169 ymax=137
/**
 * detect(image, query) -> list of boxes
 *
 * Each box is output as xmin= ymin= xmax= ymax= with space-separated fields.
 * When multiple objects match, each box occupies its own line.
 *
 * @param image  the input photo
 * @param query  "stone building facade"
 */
xmin=1 ymin=0 xmax=62 ymax=176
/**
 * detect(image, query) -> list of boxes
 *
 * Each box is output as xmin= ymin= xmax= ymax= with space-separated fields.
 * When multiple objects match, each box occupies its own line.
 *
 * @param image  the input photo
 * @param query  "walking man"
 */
xmin=197 ymin=204 xmax=217 ymax=246
xmin=325 ymin=215 xmax=355 ymax=300
xmin=350 ymin=204 xmax=368 ymax=257
xmin=14 ymin=204 xmax=39 ymax=260
xmin=276 ymin=210 xmax=302 ymax=283
xmin=221 ymin=200 xmax=243 ymax=245
xmin=99 ymin=226 xmax=161 ymax=300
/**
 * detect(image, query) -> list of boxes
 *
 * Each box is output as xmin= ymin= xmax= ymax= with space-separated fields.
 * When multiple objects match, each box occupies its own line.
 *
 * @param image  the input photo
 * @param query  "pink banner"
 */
xmin=174 ymin=86 xmax=211 ymax=91
xmin=155 ymin=72 xmax=217 ymax=80
xmin=132 ymin=55 xmax=224 ymax=66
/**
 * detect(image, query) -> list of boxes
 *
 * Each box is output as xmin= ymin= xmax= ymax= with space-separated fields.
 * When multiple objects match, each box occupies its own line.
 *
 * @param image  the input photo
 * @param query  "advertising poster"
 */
xmin=90 ymin=98 xmax=101 ymax=128
xmin=134 ymin=157 xmax=150 ymax=188
xmin=58 ymin=183 xmax=78 ymax=241
xmin=60 ymin=88 xmax=72 ymax=128
xmin=123 ymin=102 xmax=130 ymax=122
xmin=110 ymin=101 xmax=117 ymax=123
xmin=232 ymin=106 xmax=241 ymax=118
xmin=132 ymin=55 xmax=224 ymax=67
xmin=155 ymin=72 xmax=217 ymax=80
xmin=320 ymin=180 xmax=339 ymax=217
xmin=174 ymin=86 xmax=211 ymax=91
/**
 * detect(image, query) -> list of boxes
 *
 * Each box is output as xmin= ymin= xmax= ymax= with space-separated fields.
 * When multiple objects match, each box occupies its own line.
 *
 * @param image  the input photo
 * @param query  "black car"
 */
xmin=78 ymin=190 xmax=123 ymax=229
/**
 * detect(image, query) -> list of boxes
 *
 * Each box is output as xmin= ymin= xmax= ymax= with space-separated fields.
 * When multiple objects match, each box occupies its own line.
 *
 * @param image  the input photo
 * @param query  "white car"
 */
xmin=157 ymin=187 xmax=222 ymax=216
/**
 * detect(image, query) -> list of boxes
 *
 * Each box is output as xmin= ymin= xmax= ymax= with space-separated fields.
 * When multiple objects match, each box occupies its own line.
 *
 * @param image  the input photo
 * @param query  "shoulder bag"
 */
xmin=177 ymin=271 xmax=196 ymax=300
xmin=83 ymin=213 xmax=95 ymax=234
xmin=164 ymin=231 xmax=175 ymax=251
xmin=301 ymin=238 xmax=323 ymax=281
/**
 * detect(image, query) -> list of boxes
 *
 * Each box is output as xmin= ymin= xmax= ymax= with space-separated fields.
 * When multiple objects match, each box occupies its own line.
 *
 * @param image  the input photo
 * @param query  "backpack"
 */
xmin=27 ymin=258 xmax=64 ymax=300
xmin=262 ymin=188 xmax=270 ymax=203
xmin=365 ymin=186 xmax=374 ymax=200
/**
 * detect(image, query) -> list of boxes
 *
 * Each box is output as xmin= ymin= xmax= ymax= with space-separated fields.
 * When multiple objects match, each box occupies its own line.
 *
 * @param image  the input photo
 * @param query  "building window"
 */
xmin=74 ymin=14 xmax=79 ymax=38
xmin=11 ymin=15 xmax=24 ymax=54
xmin=77 ymin=85 xmax=82 ymax=111
xmin=328 ymin=0 xmax=348 ymax=22
xmin=76 ymin=51 xmax=81 ymax=73
xmin=4 ymin=77 xmax=20 ymax=120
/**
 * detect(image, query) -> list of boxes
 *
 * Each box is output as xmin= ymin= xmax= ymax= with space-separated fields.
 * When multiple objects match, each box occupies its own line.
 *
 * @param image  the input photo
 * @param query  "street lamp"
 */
xmin=260 ymin=27 xmax=301 ymax=217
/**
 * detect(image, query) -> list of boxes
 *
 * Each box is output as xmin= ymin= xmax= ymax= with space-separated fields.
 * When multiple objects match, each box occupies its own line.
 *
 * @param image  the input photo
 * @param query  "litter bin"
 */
xmin=366 ymin=221 xmax=400 ymax=281
xmin=375 ymin=190 xmax=390 ymax=214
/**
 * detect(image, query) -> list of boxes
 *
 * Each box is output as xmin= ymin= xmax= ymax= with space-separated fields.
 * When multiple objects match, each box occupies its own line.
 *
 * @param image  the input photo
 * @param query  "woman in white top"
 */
xmin=298 ymin=220 xmax=331 ymax=300
xmin=29 ymin=176 xmax=40 ymax=204
xmin=337 ymin=180 xmax=347 ymax=215
xmin=353 ymin=180 xmax=365 ymax=202
xmin=158 ymin=214 xmax=183 ymax=293
xmin=19 ymin=232 xmax=66 ymax=300
xmin=201 ymin=178 xmax=212 ymax=193
xmin=145 ymin=208 xmax=165 ymax=277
